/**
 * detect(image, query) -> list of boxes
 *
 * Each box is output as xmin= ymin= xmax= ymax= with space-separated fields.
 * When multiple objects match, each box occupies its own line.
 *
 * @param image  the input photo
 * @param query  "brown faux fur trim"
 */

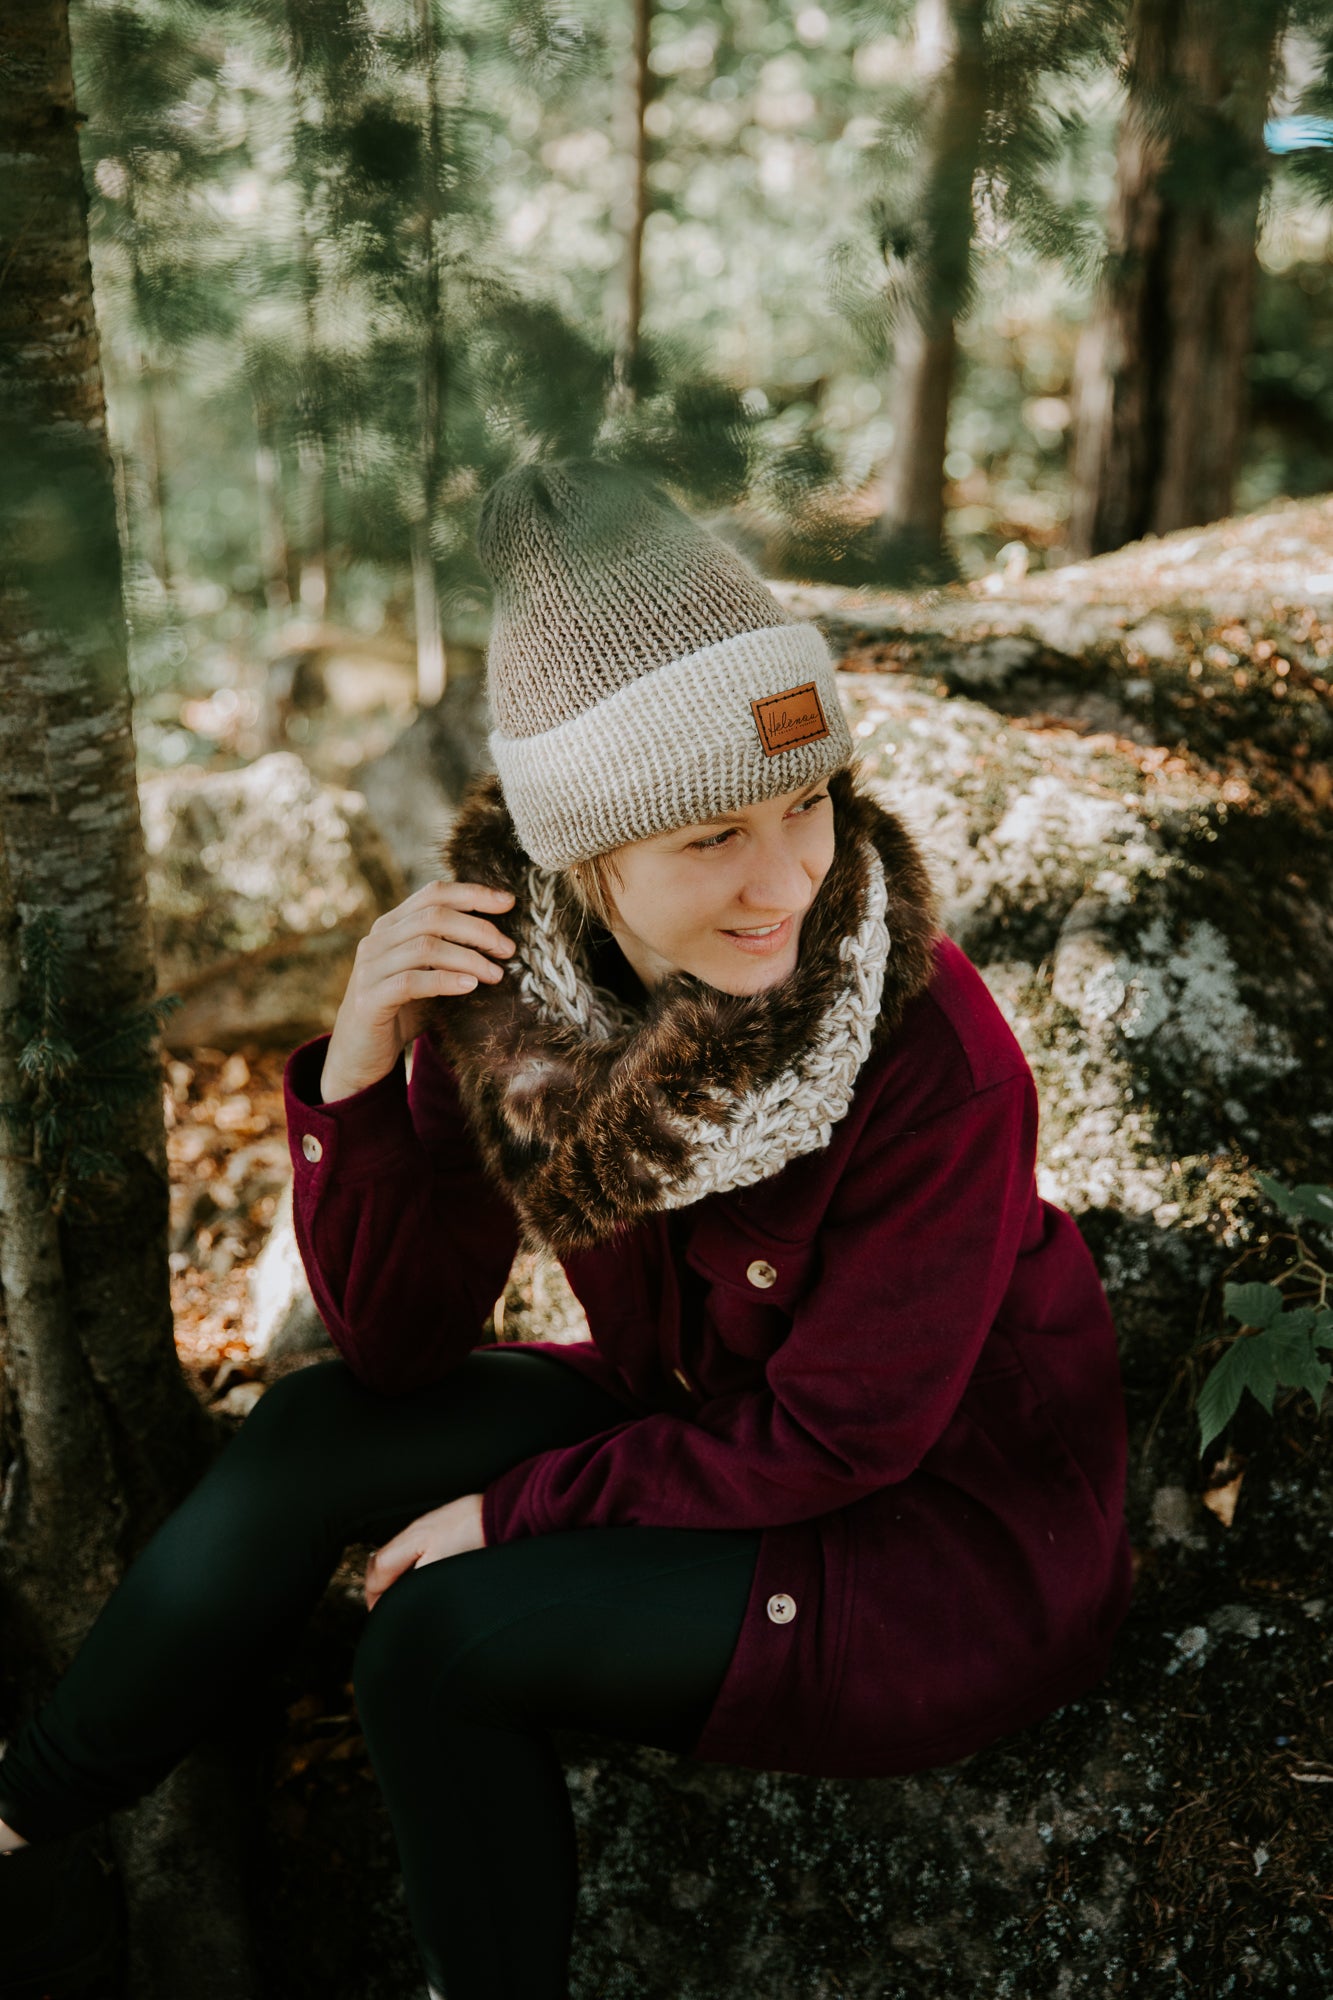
xmin=423 ymin=764 xmax=941 ymax=1251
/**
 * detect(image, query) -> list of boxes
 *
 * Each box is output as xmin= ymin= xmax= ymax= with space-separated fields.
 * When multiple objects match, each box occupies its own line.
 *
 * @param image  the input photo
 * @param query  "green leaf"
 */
xmin=1255 ymin=1172 xmax=1333 ymax=1231
xmin=1286 ymin=1184 xmax=1333 ymax=1232
xmin=1254 ymin=1170 xmax=1299 ymax=1215
xmin=1237 ymin=1336 xmax=1280 ymax=1415
xmin=1266 ymin=1315 xmax=1320 ymax=1385
xmin=1196 ymin=1330 xmax=1290 ymax=1453
xmin=1280 ymin=1349 xmax=1330 ymax=1415
xmin=1263 ymin=1312 xmax=1333 ymax=1414
xmin=1313 ymin=1309 xmax=1333 ymax=1352
xmin=1222 ymin=1282 xmax=1286 ymax=1329
xmin=1197 ymin=1339 xmax=1259 ymax=1455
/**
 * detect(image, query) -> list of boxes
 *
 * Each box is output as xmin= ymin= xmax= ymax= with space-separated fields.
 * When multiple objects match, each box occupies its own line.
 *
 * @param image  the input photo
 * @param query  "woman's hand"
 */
xmin=364 ymin=1493 xmax=486 ymax=1612
xmin=321 ymin=880 xmax=516 ymax=1102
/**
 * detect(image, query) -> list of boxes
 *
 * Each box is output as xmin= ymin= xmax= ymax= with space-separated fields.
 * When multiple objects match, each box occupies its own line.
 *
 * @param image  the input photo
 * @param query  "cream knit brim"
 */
xmin=489 ymin=622 xmax=853 ymax=868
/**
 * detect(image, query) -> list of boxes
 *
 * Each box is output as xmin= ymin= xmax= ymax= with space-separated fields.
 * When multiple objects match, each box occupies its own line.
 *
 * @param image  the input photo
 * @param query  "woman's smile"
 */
xmin=718 ymin=913 xmax=796 ymax=955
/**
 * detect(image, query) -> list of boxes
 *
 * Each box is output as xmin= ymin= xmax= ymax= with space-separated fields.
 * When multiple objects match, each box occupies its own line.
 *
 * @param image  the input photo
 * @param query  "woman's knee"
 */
xmin=353 ymin=1559 xmax=503 ymax=1734
xmin=227 ymin=1358 xmax=367 ymax=1473
xmin=196 ymin=1360 xmax=368 ymax=1534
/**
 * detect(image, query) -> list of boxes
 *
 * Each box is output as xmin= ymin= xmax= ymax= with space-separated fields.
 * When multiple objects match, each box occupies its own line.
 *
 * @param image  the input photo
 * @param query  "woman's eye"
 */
xmin=687 ymin=797 xmax=826 ymax=850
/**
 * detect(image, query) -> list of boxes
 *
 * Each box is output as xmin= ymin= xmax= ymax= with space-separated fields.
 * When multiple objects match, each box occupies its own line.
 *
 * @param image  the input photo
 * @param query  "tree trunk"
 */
xmin=254 ymin=405 xmax=294 ymax=618
xmin=412 ymin=521 xmax=446 ymax=707
xmin=294 ymin=201 xmax=331 ymax=619
xmin=878 ymin=314 xmax=959 ymax=554
xmin=875 ymin=0 xmax=987 ymax=572
xmin=1066 ymin=0 xmax=1285 ymax=557
xmin=413 ymin=0 xmax=447 ymax=707
xmin=0 ymin=843 xmax=123 ymax=1660
xmin=611 ymin=0 xmax=653 ymax=410
xmin=139 ymin=361 xmax=173 ymax=591
xmin=0 ymin=4 xmax=257 ymax=1988
xmin=125 ymin=174 xmax=172 ymax=592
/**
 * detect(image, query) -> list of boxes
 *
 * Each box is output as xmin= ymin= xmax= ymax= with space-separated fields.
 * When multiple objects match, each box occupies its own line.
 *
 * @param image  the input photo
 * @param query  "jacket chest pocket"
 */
xmin=684 ymin=1205 xmax=819 ymax=1363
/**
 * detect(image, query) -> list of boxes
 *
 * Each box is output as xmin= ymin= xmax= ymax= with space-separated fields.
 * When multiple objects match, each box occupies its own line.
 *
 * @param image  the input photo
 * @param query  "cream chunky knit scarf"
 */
xmin=512 ymin=848 xmax=891 ymax=1214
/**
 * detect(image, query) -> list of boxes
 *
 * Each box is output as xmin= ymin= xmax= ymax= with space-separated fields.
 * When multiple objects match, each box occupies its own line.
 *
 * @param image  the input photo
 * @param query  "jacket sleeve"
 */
xmin=284 ymin=1028 xmax=521 ymax=1394
xmin=480 ymin=1071 xmax=1037 ymax=1542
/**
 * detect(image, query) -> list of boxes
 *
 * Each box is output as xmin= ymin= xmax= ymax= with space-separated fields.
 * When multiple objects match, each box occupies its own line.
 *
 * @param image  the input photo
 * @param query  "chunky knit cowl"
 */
xmin=425 ymin=765 xmax=942 ymax=1254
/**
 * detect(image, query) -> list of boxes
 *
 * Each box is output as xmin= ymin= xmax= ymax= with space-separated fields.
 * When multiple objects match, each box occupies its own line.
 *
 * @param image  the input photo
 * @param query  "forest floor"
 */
xmin=163 ymin=1044 xmax=289 ymax=1411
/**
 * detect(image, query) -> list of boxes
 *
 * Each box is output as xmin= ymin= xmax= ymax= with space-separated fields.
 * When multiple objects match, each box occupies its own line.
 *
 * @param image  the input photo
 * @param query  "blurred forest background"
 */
xmin=5 ymin=3 xmax=1333 ymax=1995
xmin=64 ymin=0 xmax=1333 ymax=779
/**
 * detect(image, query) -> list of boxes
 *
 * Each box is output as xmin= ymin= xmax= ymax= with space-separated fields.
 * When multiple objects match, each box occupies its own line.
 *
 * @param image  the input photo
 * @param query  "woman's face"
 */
xmin=601 ymin=778 xmax=837 ymax=996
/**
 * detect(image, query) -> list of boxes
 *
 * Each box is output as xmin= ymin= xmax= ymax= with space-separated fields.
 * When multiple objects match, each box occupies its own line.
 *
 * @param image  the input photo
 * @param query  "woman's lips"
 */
xmin=719 ymin=913 xmax=795 ymax=956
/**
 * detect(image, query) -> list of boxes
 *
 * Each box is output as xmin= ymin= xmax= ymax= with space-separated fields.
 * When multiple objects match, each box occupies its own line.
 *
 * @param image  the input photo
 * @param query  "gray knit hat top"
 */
xmin=478 ymin=457 xmax=852 ymax=868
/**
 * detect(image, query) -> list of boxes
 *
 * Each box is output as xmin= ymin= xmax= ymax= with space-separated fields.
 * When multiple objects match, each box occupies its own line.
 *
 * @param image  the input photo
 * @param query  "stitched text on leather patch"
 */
xmin=750 ymin=681 xmax=830 ymax=756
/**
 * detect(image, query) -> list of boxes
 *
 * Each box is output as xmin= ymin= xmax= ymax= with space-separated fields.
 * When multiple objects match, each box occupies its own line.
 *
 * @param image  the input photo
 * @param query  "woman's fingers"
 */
xmin=379 ymin=937 xmax=512 ymax=989
xmin=363 ymin=1496 xmax=486 ymax=1611
xmin=383 ymin=880 xmax=515 ymax=941
xmin=370 ymin=890 xmax=516 ymax=970
xmin=364 ymin=1531 xmax=426 ymax=1612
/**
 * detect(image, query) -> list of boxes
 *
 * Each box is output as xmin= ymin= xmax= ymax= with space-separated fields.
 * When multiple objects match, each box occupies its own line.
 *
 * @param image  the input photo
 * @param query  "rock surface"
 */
xmin=141 ymin=751 xmax=405 ymax=1051
xmin=247 ymin=1179 xmax=334 ymax=1364
xmin=544 ymin=649 xmax=1332 ymax=1999
xmin=346 ymin=668 xmax=492 ymax=894
xmin=246 ymin=499 xmax=1333 ymax=1998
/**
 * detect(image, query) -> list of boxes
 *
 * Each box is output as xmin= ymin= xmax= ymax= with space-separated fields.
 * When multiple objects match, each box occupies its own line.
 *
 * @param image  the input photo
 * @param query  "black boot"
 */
xmin=0 ymin=1829 xmax=124 ymax=2000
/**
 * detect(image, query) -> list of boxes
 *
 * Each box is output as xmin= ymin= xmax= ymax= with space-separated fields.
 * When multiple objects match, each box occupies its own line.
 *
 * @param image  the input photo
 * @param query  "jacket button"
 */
xmin=766 ymin=1593 xmax=796 ymax=1624
xmin=746 ymin=1259 xmax=777 ymax=1289
xmin=301 ymin=1132 xmax=324 ymax=1163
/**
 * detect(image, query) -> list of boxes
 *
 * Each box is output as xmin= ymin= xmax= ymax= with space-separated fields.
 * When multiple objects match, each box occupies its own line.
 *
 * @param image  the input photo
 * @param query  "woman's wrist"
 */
xmin=318 ymin=1058 xmax=366 ymax=1104
xmin=319 ymin=1042 xmax=395 ymax=1105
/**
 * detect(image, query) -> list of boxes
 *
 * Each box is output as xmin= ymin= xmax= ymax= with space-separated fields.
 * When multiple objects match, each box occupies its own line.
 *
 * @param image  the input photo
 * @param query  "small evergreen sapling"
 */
xmin=1195 ymin=1172 xmax=1333 ymax=1455
xmin=0 ymin=908 xmax=182 ymax=1220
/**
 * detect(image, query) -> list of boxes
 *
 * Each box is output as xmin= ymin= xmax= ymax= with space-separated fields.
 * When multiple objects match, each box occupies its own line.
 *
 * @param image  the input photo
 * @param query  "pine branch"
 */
xmin=0 ymin=907 xmax=182 ymax=1219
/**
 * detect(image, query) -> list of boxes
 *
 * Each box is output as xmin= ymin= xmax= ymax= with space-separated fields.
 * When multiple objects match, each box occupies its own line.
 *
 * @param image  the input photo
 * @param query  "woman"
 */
xmin=0 ymin=459 xmax=1133 ymax=2000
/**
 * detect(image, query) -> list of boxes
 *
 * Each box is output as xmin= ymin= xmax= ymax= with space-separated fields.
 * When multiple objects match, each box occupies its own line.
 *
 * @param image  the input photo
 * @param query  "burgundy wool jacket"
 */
xmin=282 ymin=931 xmax=1134 ymax=1781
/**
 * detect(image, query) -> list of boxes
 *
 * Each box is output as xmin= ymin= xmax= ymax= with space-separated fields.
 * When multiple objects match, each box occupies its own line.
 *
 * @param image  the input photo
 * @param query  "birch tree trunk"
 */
xmin=1066 ymin=0 xmax=1285 ymax=556
xmin=0 ymin=3 xmax=256 ymax=1988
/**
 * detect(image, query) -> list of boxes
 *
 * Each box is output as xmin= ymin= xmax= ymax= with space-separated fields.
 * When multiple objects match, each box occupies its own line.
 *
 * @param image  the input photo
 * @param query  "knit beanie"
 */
xmin=477 ymin=457 xmax=853 ymax=868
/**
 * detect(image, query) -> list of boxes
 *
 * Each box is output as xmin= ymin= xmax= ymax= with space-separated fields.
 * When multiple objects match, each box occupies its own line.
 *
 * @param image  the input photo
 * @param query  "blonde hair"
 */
xmin=562 ymin=850 xmax=624 ymax=933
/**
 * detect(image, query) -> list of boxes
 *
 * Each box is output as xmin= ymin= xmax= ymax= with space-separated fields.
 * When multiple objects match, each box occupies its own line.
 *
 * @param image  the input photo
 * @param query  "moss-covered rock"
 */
xmin=255 ymin=503 xmax=1333 ymax=1999
xmin=554 ymin=523 xmax=1333 ymax=1999
xmin=140 ymin=751 xmax=405 ymax=1051
xmin=542 ymin=642 xmax=1331 ymax=1999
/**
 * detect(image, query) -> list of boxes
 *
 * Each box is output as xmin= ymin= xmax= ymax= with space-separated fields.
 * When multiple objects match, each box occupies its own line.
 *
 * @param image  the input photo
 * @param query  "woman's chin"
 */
xmin=692 ymin=942 xmax=801 ymax=996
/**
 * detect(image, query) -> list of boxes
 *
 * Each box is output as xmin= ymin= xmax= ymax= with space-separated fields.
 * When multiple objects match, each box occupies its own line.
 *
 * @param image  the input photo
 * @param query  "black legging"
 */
xmin=0 ymin=1351 xmax=760 ymax=1998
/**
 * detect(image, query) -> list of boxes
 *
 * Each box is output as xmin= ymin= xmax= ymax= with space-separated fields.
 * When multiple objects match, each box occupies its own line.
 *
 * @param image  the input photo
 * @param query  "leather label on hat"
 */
xmin=750 ymin=682 xmax=830 ymax=757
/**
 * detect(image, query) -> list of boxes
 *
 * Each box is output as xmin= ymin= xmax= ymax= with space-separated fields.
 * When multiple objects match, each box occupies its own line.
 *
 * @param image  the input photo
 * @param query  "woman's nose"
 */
xmin=734 ymin=841 xmax=813 ymax=913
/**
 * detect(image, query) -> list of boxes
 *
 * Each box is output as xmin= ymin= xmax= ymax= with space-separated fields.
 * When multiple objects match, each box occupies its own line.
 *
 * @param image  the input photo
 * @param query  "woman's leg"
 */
xmin=351 ymin=1521 xmax=760 ymax=2000
xmin=0 ymin=1350 xmax=631 ymax=1843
